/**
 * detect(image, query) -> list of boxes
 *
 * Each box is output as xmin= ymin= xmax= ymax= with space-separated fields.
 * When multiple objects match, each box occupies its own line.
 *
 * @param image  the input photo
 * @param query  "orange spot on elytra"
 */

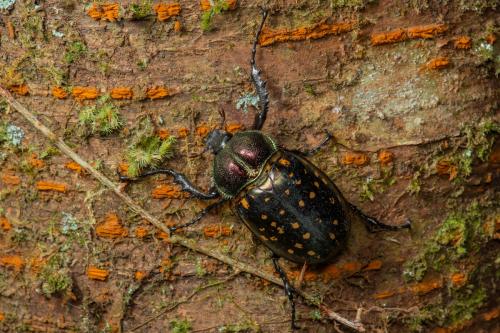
xmin=87 ymin=266 xmax=109 ymax=281
xmin=36 ymin=181 xmax=67 ymax=193
xmin=259 ymin=21 xmax=355 ymax=47
xmin=110 ymin=87 xmax=133 ymax=99
xmin=95 ymin=213 xmax=128 ymax=238
xmin=72 ymin=87 xmax=99 ymax=101
xmin=154 ymin=3 xmax=181 ymax=21
xmin=278 ymin=159 xmax=291 ymax=167
xmin=240 ymin=198 xmax=250 ymax=209
xmin=371 ymin=23 xmax=447 ymax=45
xmin=52 ymin=86 xmax=68 ymax=99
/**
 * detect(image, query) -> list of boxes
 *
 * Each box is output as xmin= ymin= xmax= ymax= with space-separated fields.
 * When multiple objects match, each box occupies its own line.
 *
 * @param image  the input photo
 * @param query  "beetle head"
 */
xmin=205 ymin=129 xmax=232 ymax=154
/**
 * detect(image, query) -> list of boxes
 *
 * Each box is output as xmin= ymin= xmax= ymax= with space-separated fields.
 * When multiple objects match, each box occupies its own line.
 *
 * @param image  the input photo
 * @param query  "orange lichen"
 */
xmin=371 ymin=24 xmax=448 ymax=46
xmin=110 ymin=87 xmax=133 ymax=100
xmin=177 ymin=127 xmax=189 ymax=138
xmin=454 ymin=36 xmax=471 ymax=49
xmin=259 ymin=21 xmax=355 ymax=47
xmin=342 ymin=261 xmax=362 ymax=273
xmin=65 ymin=161 xmax=83 ymax=174
xmin=486 ymin=34 xmax=496 ymax=45
xmin=152 ymin=184 xmax=187 ymax=199
xmin=29 ymin=154 xmax=45 ymax=169
xmin=342 ymin=152 xmax=369 ymax=166
xmin=174 ymin=20 xmax=182 ymax=32
xmin=1 ymin=173 xmax=21 ymax=185
xmin=52 ymin=86 xmax=68 ymax=99
xmin=200 ymin=0 xmax=237 ymax=11
xmin=72 ymin=87 xmax=99 ymax=101
xmin=363 ymin=260 xmax=383 ymax=271
xmin=203 ymin=224 xmax=232 ymax=238
xmin=225 ymin=123 xmax=244 ymax=134
xmin=0 ymin=312 xmax=4 ymax=321
xmin=436 ymin=158 xmax=458 ymax=180
xmin=159 ymin=258 xmax=172 ymax=273
xmin=95 ymin=213 xmax=128 ymax=238
xmin=146 ymin=86 xmax=170 ymax=100
xmin=118 ymin=162 xmax=129 ymax=174
xmin=195 ymin=124 xmax=210 ymax=138
xmin=0 ymin=217 xmax=12 ymax=231
xmin=482 ymin=307 xmax=500 ymax=321
xmin=288 ymin=269 xmax=319 ymax=282
xmin=36 ymin=181 xmax=67 ymax=193
xmin=8 ymin=84 xmax=29 ymax=96
xmin=378 ymin=150 xmax=393 ymax=165
xmin=153 ymin=3 xmax=181 ymax=21
xmin=450 ymin=273 xmax=467 ymax=287
xmin=410 ymin=278 xmax=443 ymax=294
xmin=135 ymin=226 xmax=149 ymax=238
xmin=156 ymin=230 xmax=170 ymax=241
xmin=87 ymin=3 xmax=120 ymax=22
xmin=29 ymin=256 xmax=45 ymax=274
xmin=87 ymin=267 xmax=109 ymax=281
xmin=0 ymin=255 xmax=24 ymax=272
xmin=373 ymin=290 xmax=396 ymax=299
xmin=157 ymin=128 xmax=170 ymax=139
xmin=371 ymin=28 xmax=407 ymax=45
xmin=407 ymin=24 xmax=448 ymax=39
xmin=422 ymin=57 xmax=450 ymax=71
xmin=6 ymin=20 xmax=15 ymax=39
xmin=134 ymin=271 xmax=147 ymax=281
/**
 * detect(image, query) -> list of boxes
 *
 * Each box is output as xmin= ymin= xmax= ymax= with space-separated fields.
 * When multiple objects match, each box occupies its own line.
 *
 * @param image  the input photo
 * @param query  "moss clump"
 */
xmin=169 ymin=318 xmax=192 ymax=333
xmin=130 ymin=0 xmax=152 ymax=19
xmin=78 ymin=95 xmax=123 ymax=136
xmin=330 ymin=0 xmax=375 ymax=9
xmin=125 ymin=118 xmax=176 ymax=177
xmin=64 ymin=41 xmax=87 ymax=64
xmin=403 ymin=202 xmax=492 ymax=282
xmin=39 ymin=254 xmax=73 ymax=298
xmin=201 ymin=0 xmax=230 ymax=32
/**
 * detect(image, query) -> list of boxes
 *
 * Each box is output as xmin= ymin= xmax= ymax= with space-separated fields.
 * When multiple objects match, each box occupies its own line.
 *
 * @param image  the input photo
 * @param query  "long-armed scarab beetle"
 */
xmin=120 ymin=10 xmax=410 ymax=329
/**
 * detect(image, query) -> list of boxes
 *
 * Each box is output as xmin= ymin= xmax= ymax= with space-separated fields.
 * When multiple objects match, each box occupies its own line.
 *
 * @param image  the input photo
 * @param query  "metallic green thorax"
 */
xmin=212 ymin=131 xmax=277 ymax=198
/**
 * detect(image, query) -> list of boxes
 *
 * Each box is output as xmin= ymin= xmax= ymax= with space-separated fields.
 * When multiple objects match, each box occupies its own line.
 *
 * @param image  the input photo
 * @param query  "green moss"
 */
xmin=459 ymin=0 xmax=498 ymax=13
xmin=200 ymin=0 xmax=230 ymax=32
xmin=39 ymin=254 xmax=73 ymax=297
xmin=169 ymin=318 xmax=192 ymax=333
xmin=330 ymin=0 xmax=376 ymax=9
xmin=64 ymin=41 xmax=87 ymax=64
xmin=403 ymin=202 xmax=492 ymax=282
xmin=78 ymin=95 xmax=123 ymax=136
xmin=360 ymin=169 xmax=396 ymax=201
xmin=125 ymin=118 xmax=176 ymax=177
xmin=130 ymin=0 xmax=152 ymax=19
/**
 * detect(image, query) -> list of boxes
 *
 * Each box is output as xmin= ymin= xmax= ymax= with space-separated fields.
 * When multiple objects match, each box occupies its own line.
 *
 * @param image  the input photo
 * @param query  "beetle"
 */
xmin=120 ymin=10 xmax=410 ymax=329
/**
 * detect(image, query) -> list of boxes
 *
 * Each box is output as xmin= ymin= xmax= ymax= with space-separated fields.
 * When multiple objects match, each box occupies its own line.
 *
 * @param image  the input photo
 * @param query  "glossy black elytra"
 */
xmin=120 ymin=10 xmax=411 ymax=329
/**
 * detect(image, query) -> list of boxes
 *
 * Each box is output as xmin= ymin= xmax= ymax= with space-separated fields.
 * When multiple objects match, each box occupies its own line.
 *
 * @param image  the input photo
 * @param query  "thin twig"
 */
xmin=0 ymin=87 xmax=365 ymax=333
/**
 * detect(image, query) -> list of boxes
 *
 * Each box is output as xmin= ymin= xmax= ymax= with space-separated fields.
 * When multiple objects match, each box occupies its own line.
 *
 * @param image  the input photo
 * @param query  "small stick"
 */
xmin=0 ymin=87 xmax=365 ymax=332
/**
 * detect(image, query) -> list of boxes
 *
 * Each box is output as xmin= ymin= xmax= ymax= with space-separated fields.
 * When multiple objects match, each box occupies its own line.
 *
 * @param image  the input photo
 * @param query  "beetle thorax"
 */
xmin=212 ymin=131 xmax=277 ymax=198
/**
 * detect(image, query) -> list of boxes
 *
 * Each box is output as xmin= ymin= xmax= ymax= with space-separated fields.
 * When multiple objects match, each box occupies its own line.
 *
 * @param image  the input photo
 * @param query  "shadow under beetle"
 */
xmin=120 ymin=10 xmax=411 ymax=329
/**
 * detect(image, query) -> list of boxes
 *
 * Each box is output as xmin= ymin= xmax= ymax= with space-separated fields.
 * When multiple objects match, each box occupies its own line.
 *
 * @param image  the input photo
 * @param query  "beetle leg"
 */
xmin=251 ymin=9 xmax=270 ymax=131
xmin=170 ymin=200 xmax=227 ymax=232
xmin=118 ymin=169 xmax=219 ymax=200
xmin=272 ymin=256 xmax=300 ymax=330
xmin=350 ymin=203 xmax=412 ymax=232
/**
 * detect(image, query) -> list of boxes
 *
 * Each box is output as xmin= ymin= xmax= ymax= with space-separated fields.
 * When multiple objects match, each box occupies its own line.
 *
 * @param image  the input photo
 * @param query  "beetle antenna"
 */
xmin=251 ymin=8 xmax=268 ymax=66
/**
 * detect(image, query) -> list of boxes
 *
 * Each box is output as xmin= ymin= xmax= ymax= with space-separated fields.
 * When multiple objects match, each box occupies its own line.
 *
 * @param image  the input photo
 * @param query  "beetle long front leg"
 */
xmin=250 ymin=9 xmax=270 ymax=131
xmin=272 ymin=256 xmax=300 ymax=330
xmin=119 ymin=169 xmax=219 ymax=200
xmin=349 ymin=203 xmax=412 ymax=233
xmin=169 ymin=199 xmax=227 ymax=232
